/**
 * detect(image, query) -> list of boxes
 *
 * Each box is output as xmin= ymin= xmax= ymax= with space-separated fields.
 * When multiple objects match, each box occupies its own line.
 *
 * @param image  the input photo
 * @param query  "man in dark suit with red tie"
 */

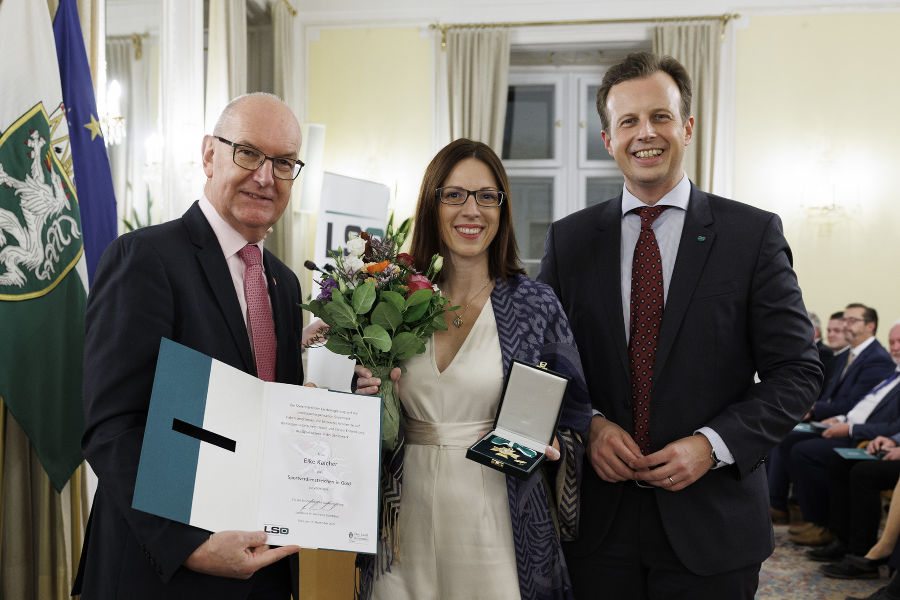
xmin=73 ymin=93 xmax=306 ymax=599
xmin=539 ymin=52 xmax=823 ymax=598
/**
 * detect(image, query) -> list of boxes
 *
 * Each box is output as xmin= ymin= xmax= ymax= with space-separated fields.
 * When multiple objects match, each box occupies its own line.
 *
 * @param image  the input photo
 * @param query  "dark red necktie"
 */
xmin=238 ymin=244 xmax=277 ymax=382
xmin=629 ymin=205 xmax=670 ymax=454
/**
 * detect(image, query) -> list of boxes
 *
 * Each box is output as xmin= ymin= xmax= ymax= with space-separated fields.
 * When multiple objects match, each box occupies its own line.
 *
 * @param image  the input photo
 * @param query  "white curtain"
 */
xmin=205 ymin=0 xmax=248 ymax=133
xmin=106 ymin=36 xmax=160 ymax=230
xmin=654 ymin=23 xmax=721 ymax=193
xmin=447 ymin=28 xmax=510 ymax=153
xmin=267 ymin=1 xmax=296 ymax=267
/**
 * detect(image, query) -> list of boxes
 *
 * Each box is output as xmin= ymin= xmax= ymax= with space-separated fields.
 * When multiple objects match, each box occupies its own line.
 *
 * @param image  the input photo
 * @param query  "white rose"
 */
xmin=344 ymin=255 xmax=365 ymax=273
xmin=346 ymin=236 xmax=367 ymax=257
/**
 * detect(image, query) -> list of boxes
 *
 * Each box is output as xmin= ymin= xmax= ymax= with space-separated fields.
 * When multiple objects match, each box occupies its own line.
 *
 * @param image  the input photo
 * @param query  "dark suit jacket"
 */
xmin=74 ymin=202 xmax=303 ymax=599
xmin=817 ymin=340 xmax=836 ymax=383
xmin=539 ymin=185 xmax=823 ymax=576
xmin=812 ymin=339 xmax=895 ymax=420
xmin=850 ymin=375 xmax=900 ymax=442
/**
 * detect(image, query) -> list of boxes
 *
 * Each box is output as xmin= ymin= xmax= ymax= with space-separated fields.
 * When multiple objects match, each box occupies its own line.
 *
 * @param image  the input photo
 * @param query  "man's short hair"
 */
xmin=846 ymin=302 xmax=879 ymax=334
xmin=829 ymin=311 xmax=844 ymax=321
xmin=595 ymin=51 xmax=692 ymax=132
xmin=808 ymin=312 xmax=821 ymax=332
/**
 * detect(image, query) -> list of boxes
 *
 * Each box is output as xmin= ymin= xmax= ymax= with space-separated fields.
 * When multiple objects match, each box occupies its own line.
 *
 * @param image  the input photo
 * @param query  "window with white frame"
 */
xmin=501 ymin=53 xmax=647 ymax=277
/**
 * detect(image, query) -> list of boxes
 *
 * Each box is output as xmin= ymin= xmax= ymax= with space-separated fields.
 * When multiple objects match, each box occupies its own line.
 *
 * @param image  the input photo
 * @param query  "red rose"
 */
xmin=405 ymin=274 xmax=432 ymax=296
xmin=397 ymin=253 xmax=415 ymax=269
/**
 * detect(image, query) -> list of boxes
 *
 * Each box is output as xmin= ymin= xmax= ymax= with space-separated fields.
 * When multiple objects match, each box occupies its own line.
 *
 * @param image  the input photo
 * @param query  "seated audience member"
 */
xmin=811 ymin=435 xmax=900 ymax=578
xmin=829 ymin=310 xmax=851 ymax=353
xmin=843 ymin=477 xmax=900 ymax=599
xmin=769 ymin=304 xmax=895 ymax=521
xmin=810 ymin=311 xmax=836 ymax=383
xmin=790 ymin=320 xmax=900 ymax=547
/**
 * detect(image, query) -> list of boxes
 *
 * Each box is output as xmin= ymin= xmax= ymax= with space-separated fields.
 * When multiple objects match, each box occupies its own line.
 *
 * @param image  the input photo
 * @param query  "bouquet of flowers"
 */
xmin=302 ymin=215 xmax=452 ymax=451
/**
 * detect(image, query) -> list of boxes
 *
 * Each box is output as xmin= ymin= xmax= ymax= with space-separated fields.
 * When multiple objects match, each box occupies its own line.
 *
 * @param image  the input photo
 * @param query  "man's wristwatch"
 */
xmin=709 ymin=447 xmax=719 ymax=468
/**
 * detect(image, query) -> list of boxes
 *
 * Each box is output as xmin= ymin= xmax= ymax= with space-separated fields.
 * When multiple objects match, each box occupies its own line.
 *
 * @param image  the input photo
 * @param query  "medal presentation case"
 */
xmin=466 ymin=360 xmax=570 ymax=480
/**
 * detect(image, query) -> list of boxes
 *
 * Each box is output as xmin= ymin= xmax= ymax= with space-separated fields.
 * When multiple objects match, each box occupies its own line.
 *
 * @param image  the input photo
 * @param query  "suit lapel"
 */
xmin=183 ymin=202 xmax=255 ymax=374
xmin=653 ymin=186 xmax=715 ymax=386
xmin=595 ymin=197 xmax=630 ymax=379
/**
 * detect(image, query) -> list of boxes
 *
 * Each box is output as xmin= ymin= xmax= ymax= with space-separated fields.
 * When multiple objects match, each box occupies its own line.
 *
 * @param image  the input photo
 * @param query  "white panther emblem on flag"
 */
xmin=0 ymin=129 xmax=80 ymax=287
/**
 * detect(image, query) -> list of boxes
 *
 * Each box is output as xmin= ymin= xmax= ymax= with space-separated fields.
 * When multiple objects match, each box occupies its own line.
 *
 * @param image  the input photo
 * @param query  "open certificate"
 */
xmin=132 ymin=338 xmax=381 ymax=554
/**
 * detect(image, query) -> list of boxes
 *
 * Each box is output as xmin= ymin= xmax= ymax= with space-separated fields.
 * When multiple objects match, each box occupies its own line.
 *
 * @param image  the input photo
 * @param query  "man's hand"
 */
xmin=353 ymin=365 xmax=401 ymax=396
xmin=586 ymin=416 xmax=642 ymax=482
xmin=822 ymin=423 xmax=851 ymax=438
xmin=883 ymin=448 xmax=900 ymax=461
xmin=821 ymin=416 xmax=840 ymax=426
xmin=183 ymin=530 xmax=300 ymax=579
xmin=867 ymin=436 xmax=898 ymax=454
xmin=632 ymin=434 xmax=713 ymax=492
xmin=545 ymin=436 xmax=561 ymax=462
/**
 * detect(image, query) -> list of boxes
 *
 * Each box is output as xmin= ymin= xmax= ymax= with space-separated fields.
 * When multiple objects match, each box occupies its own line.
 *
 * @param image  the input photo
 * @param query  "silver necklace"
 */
xmin=451 ymin=281 xmax=492 ymax=328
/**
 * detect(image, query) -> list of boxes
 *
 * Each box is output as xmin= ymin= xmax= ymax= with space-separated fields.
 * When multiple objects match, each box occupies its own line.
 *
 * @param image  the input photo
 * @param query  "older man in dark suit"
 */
xmin=73 ymin=93 xmax=306 ymax=599
xmin=539 ymin=52 xmax=822 ymax=599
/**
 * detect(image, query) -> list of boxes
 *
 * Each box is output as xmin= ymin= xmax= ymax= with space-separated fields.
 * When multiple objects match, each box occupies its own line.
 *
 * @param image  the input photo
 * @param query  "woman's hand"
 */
xmin=545 ymin=436 xmax=561 ymax=461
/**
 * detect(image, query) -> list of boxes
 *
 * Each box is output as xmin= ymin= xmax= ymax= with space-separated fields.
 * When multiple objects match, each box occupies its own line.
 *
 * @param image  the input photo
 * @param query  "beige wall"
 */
xmin=734 ymin=13 xmax=900 ymax=344
xmin=308 ymin=26 xmax=433 ymax=222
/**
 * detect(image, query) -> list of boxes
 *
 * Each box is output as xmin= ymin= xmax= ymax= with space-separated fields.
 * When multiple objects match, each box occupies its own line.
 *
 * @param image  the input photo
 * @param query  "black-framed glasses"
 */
xmin=435 ymin=186 xmax=505 ymax=207
xmin=215 ymin=136 xmax=304 ymax=180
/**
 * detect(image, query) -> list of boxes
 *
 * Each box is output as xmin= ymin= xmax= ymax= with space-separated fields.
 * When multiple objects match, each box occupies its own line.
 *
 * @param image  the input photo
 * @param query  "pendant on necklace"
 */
xmin=453 ymin=315 xmax=463 ymax=328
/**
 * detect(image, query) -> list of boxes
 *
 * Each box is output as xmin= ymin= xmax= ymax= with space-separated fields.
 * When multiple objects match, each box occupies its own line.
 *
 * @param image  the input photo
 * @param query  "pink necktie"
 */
xmin=629 ymin=205 xmax=670 ymax=455
xmin=238 ymin=244 xmax=276 ymax=381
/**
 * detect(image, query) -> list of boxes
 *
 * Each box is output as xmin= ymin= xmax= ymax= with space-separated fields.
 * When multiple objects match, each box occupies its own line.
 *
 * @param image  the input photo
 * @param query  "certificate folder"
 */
xmin=133 ymin=338 xmax=381 ymax=554
xmin=466 ymin=360 xmax=570 ymax=480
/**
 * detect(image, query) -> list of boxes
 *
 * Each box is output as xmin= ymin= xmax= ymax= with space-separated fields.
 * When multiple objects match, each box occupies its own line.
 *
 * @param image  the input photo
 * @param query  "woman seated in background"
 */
xmin=355 ymin=138 xmax=592 ymax=600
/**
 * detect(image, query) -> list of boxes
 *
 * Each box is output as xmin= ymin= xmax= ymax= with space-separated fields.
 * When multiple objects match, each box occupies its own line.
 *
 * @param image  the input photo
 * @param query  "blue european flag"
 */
xmin=53 ymin=0 xmax=117 ymax=283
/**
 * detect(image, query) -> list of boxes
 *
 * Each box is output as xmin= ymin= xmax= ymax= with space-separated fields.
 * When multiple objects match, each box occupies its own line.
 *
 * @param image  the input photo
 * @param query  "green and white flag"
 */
xmin=0 ymin=0 xmax=86 ymax=492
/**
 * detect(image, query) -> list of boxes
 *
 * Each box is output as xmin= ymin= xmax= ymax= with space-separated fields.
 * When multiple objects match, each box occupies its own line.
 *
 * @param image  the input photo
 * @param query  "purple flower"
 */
xmin=316 ymin=277 xmax=339 ymax=301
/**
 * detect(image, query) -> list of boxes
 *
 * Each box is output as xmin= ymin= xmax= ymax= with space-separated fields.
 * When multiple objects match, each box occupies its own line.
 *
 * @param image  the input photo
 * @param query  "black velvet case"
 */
xmin=466 ymin=360 xmax=570 ymax=480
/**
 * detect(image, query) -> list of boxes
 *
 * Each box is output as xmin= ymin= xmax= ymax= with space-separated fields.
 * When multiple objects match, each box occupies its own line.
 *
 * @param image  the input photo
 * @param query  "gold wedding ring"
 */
xmin=667 ymin=476 xmax=675 ymax=486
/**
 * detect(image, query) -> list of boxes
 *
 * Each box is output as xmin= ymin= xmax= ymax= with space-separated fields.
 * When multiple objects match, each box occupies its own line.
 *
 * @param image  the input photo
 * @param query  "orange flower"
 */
xmin=366 ymin=260 xmax=390 ymax=274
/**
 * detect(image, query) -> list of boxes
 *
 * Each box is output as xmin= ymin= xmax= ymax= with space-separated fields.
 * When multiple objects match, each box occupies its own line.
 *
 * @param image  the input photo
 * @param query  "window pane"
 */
xmin=503 ymin=85 xmax=554 ymax=160
xmin=586 ymin=176 xmax=624 ymax=207
xmin=586 ymin=85 xmax=613 ymax=162
xmin=509 ymin=176 xmax=553 ymax=278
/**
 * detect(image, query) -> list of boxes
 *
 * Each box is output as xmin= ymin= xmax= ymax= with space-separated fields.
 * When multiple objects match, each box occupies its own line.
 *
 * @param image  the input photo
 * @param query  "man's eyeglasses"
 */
xmin=843 ymin=316 xmax=868 ymax=325
xmin=436 ymin=186 xmax=505 ymax=207
xmin=215 ymin=136 xmax=304 ymax=180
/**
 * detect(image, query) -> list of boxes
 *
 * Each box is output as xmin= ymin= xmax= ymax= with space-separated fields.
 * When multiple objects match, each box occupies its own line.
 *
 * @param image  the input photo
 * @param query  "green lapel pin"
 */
xmin=697 ymin=235 xmax=707 ymax=242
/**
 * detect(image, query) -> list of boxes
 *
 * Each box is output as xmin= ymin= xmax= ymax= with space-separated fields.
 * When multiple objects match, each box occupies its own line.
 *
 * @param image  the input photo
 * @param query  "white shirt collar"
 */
xmin=198 ymin=195 xmax=265 ymax=259
xmin=850 ymin=335 xmax=877 ymax=356
xmin=621 ymin=173 xmax=691 ymax=216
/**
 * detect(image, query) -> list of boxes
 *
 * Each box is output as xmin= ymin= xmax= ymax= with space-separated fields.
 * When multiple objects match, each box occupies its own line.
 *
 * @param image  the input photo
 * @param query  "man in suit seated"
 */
xmin=810 ymin=311 xmax=836 ymax=383
xmin=828 ymin=310 xmax=851 ymax=353
xmin=72 ymin=93 xmax=307 ymax=599
xmin=788 ymin=320 xmax=900 ymax=549
xmin=769 ymin=303 xmax=896 ymax=526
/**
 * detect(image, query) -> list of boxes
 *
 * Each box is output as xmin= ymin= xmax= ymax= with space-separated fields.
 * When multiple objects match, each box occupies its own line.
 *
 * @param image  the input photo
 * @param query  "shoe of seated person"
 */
xmin=821 ymin=557 xmax=881 ymax=579
xmin=771 ymin=507 xmax=788 ymax=524
xmin=789 ymin=521 xmax=815 ymax=535
xmin=792 ymin=525 xmax=835 ymax=546
xmin=806 ymin=540 xmax=847 ymax=562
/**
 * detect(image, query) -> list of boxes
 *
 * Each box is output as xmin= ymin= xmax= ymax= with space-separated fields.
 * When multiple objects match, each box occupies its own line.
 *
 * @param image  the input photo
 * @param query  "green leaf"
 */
xmin=363 ymin=324 xmax=392 ymax=352
xmin=324 ymin=336 xmax=354 ymax=355
xmin=406 ymin=288 xmax=433 ymax=307
xmin=371 ymin=301 xmax=404 ymax=332
xmin=322 ymin=298 xmax=358 ymax=329
xmin=380 ymin=290 xmax=406 ymax=313
xmin=352 ymin=280 xmax=376 ymax=314
xmin=403 ymin=300 xmax=430 ymax=323
xmin=432 ymin=314 xmax=448 ymax=330
xmin=299 ymin=300 xmax=323 ymax=317
xmin=392 ymin=332 xmax=426 ymax=361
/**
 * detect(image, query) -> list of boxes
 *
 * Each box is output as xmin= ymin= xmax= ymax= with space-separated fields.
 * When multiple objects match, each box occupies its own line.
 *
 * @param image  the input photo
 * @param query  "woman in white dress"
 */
xmin=356 ymin=139 xmax=592 ymax=600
